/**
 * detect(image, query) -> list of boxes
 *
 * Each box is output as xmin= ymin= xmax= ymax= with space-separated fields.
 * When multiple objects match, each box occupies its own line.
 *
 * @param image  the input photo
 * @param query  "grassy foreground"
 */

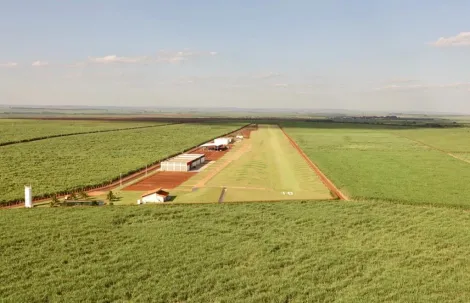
xmin=2 ymin=201 xmax=470 ymax=302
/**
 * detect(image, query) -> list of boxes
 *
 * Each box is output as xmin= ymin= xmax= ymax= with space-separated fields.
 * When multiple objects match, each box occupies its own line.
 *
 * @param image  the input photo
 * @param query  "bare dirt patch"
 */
xmin=192 ymin=146 xmax=233 ymax=161
xmin=123 ymin=172 xmax=196 ymax=191
xmin=88 ymin=191 xmax=106 ymax=196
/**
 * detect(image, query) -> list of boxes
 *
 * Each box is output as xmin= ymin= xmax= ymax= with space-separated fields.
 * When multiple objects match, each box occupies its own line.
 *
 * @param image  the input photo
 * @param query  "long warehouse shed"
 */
xmin=160 ymin=153 xmax=206 ymax=172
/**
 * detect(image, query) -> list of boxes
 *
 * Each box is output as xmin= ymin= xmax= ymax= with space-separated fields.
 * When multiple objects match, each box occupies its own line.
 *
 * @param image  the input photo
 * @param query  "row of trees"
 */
xmin=49 ymin=190 xmax=118 ymax=207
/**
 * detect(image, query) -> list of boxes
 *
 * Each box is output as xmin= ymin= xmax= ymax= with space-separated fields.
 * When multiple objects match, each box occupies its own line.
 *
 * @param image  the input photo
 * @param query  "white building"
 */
xmin=24 ymin=185 xmax=32 ymax=208
xmin=160 ymin=153 xmax=205 ymax=172
xmin=138 ymin=188 xmax=170 ymax=204
xmin=214 ymin=137 xmax=232 ymax=146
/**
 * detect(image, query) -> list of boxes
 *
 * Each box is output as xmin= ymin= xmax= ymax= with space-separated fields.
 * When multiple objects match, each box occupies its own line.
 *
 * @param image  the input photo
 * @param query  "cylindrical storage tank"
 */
xmin=24 ymin=186 xmax=32 ymax=208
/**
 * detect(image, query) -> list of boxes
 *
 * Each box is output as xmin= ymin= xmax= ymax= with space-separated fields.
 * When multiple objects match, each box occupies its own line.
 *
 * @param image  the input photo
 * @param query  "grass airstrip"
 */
xmin=168 ymin=125 xmax=331 ymax=203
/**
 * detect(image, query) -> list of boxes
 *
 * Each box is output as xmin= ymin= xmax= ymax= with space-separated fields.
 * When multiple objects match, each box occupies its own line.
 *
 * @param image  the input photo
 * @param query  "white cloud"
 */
xmin=88 ymin=55 xmax=148 ymax=64
xmin=32 ymin=61 xmax=49 ymax=67
xmin=173 ymin=79 xmax=195 ymax=85
xmin=0 ymin=62 xmax=18 ymax=67
xmin=385 ymin=78 xmax=418 ymax=84
xmin=273 ymin=83 xmax=289 ymax=88
xmin=431 ymin=32 xmax=470 ymax=47
xmin=155 ymin=50 xmax=217 ymax=63
xmin=86 ymin=50 xmax=217 ymax=65
xmin=252 ymin=72 xmax=282 ymax=79
xmin=375 ymin=82 xmax=470 ymax=91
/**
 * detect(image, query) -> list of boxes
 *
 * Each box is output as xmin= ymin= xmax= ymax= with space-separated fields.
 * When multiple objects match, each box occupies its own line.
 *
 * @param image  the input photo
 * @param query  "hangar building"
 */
xmin=160 ymin=153 xmax=206 ymax=172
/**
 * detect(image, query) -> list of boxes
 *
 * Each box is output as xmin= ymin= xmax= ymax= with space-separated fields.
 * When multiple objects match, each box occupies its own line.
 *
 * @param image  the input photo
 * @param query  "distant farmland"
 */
xmin=0 ymin=119 xmax=162 ymax=145
xmin=3 ymin=118 xmax=470 ymax=302
xmin=283 ymin=122 xmax=470 ymax=207
xmin=0 ymin=121 xmax=245 ymax=202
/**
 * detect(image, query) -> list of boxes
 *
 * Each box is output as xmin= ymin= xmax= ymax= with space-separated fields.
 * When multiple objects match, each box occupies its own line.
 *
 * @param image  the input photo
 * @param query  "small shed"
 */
xmin=139 ymin=188 xmax=170 ymax=204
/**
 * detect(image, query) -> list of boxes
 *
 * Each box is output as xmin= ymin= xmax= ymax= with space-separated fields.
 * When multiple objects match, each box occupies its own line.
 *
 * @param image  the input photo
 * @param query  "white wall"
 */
xmin=25 ymin=186 xmax=32 ymax=208
xmin=142 ymin=193 xmax=165 ymax=203
xmin=214 ymin=138 xmax=230 ymax=145
xmin=161 ymin=161 xmax=188 ymax=171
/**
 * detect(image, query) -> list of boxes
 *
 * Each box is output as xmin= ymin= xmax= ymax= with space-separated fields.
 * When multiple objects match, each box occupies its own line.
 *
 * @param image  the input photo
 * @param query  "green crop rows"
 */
xmin=2 ymin=201 xmax=470 ymax=302
xmin=0 ymin=119 xmax=164 ymax=145
xmin=0 ymin=122 xmax=245 ymax=202
xmin=283 ymin=123 xmax=470 ymax=207
xmin=394 ymin=127 xmax=470 ymax=152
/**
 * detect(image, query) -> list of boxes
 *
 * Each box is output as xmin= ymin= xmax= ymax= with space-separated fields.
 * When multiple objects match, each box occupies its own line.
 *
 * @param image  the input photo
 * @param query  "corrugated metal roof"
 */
xmin=162 ymin=153 xmax=205 ymax=164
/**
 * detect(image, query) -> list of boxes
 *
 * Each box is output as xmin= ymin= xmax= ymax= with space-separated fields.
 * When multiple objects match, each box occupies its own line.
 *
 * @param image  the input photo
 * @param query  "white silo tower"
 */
xmin=24 ymin=185 xmax=32 ymax=208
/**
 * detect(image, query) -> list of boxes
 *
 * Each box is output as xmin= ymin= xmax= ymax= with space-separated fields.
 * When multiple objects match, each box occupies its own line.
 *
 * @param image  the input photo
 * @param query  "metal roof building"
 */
xmin=160 ymin=153 xmax=206 ymax=172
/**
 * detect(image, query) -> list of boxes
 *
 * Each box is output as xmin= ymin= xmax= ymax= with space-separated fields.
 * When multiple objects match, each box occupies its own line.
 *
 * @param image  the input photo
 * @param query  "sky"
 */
xmin=1 ymin=0 xmax=470 ymax=113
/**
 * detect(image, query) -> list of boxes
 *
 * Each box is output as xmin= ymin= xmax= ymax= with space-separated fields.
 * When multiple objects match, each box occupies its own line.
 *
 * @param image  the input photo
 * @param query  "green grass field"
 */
xmin=2 ymin=201 xmax=470 ymax=302
xmin=393 ymin=127 xmax=470 ymax=152
xmin=283 ymin=123 xmax=470 ymax=207
xmin=0 ymin=119 xmax=161 ymax=145
xmin=0 ymin=123 xmax=244 ymax=202
xmin=173 ymin=125 xmax=331 ymax=203
xmin=4 ymin=119 xmax=470 ymax=302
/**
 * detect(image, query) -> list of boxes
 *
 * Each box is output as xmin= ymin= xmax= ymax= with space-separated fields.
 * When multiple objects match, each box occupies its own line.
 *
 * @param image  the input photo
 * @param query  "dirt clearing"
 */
xmin=123 ymin=172 xmax=196 ymax=191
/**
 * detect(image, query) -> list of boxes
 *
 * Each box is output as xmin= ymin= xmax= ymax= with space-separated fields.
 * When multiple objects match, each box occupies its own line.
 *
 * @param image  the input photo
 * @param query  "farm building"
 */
xmin=214 ymin=137 xmax=232 ymax=146
xmin=199 ymin=142 xmax=228 ymax=151
xmin=160 ymin=153 xmax=205 ymax=172
xmin=138 ymin=188 xmax=170 ymax=204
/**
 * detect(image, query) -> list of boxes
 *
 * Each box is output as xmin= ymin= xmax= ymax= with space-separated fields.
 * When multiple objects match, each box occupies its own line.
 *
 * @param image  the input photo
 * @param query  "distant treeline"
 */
xmin=309 ymin=119 xmax=463 ymax=128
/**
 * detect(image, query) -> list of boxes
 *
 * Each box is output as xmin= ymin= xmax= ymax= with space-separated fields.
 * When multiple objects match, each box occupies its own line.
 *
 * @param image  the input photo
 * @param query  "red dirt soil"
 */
xmin=122 ymin=126 xmax=259 ymax=192
xmin=279 ymin=126 xmax=349 ymax=200
xmin=240 ymin=125 xmax=257 ymax=138
xmin=123 ymin=172 xmax=196 ymax=191
xmin=191 ymin=146 xmax=231 ymax=161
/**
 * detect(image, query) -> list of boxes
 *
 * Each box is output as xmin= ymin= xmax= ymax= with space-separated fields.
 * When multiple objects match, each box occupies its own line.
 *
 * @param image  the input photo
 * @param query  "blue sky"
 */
xmin=1 ymin=0 xmax=470 ymax=112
